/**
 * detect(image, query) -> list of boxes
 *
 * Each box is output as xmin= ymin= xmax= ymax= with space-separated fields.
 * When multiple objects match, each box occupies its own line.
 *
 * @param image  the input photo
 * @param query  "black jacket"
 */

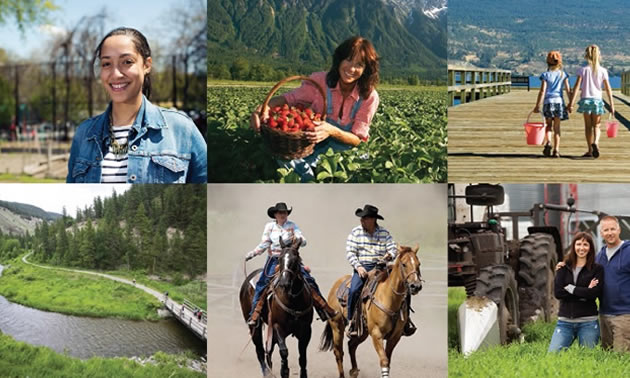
xmin=554 ymin=263 xmax=604 ymax=319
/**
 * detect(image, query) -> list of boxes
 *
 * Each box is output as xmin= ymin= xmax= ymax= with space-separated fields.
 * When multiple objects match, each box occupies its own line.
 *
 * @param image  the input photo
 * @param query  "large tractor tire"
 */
xmin=474 ymin=265 xmax=520 ymax=344
xmin=517 ymin=233 xmax=558 ymax=324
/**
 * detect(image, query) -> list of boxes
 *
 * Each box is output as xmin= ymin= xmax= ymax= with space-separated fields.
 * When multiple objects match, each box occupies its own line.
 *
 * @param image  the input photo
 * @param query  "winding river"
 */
xmin=0 ymin=265 xmax=205 ymax=359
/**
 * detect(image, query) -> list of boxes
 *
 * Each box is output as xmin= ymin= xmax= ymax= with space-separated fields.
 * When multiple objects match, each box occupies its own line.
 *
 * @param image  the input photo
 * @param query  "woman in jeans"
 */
xmin=549 ymin=231 xmax=604 ymax=352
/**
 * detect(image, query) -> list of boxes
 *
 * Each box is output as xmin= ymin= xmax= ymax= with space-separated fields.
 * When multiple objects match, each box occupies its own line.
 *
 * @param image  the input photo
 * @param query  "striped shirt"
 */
xmin=247 ymin=220 xmax=307 ymax=259
xmin=101 ymin=125 xmax=131 ymax=183
xmin=346 ymin=225 xmax=397 ymax=269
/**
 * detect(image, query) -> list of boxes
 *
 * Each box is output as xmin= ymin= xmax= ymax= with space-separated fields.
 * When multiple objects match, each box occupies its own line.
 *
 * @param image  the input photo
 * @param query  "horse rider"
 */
xmin=345 ymin=204 xmax=417 ymax=337
xmin=245 ymin=202 xmax=337 ymax=327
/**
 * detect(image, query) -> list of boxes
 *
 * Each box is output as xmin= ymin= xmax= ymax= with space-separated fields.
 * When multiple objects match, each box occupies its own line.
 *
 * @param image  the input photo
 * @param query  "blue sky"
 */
xmin=0 ymin=0 xmax=197 ymax=60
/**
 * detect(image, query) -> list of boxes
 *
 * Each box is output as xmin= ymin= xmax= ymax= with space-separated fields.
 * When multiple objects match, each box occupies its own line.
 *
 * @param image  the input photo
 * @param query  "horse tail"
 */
xmin=319 ymin=321 xmax=333 ymax=351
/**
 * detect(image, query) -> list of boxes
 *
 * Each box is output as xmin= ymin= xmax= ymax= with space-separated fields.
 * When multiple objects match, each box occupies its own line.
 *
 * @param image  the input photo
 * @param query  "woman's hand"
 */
xmin=533 ymin=106 xmax=540 ymax=113
xmin=304 ymin=121 xmax=331 ymax=144
xmin=249 ymin=105 xmax=269 ymax=133
xmin=555 ymin=261 xmax=565 ymax=271
xmin=588 ymin=278 xmax=599 ymax=289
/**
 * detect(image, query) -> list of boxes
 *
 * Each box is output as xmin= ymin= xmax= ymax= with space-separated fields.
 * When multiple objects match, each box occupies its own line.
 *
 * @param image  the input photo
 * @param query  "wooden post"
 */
xmin=448 ymin=69 xmax=455 ymax=106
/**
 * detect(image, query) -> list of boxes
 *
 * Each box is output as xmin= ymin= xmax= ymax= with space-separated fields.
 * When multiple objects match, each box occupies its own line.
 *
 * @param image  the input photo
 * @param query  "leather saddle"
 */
xmin=336 ymin=268 xmax=388 ymax=315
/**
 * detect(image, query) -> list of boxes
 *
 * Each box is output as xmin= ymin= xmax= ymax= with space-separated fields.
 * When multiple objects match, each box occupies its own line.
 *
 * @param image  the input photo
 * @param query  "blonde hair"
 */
xmin=548 ymin=63 xmax=562 ymax=71
xmin=584 ymin=45 xmax=601 ymax=75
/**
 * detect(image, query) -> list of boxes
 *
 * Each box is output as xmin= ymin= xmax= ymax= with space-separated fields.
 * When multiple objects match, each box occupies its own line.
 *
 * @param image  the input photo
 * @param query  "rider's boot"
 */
xmin=403 ymin=317 xmax=417 ymax=336
xmin=311 ymin=291 xmax=338 ymax=321
xmin=247 ymin=290 xmax=268 ymax=327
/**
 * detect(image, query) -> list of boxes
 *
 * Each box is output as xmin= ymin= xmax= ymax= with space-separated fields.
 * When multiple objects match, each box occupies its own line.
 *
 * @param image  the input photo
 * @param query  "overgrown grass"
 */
xmin=0 ymin=333 xmax=204 ymax=378
xmin=448 ymin=287 xmax=467 ymax=350
xmin=0 ymin=173 xmax=62 ymax=183
xmin=448 ymin=287 xmax=630 ymax=377
xmin=0 ymin=256 xmax=161 ymax=320
xmin=107 ymin=269 xmax=207 ymax=311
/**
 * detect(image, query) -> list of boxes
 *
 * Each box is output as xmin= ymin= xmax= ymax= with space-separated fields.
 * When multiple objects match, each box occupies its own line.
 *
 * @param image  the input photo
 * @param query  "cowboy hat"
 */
xmin=355 ymin=204 xmax=384 ymax=220
xmin=267 ymin=202 xmax=292 ymax=218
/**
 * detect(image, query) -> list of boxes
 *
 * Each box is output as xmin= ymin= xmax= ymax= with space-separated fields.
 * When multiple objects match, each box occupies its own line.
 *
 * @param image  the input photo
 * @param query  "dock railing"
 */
xmin=448 ymin=65 xmax=512 ymax=106
xmin=622 ymin=70 xmax=630 ymax=96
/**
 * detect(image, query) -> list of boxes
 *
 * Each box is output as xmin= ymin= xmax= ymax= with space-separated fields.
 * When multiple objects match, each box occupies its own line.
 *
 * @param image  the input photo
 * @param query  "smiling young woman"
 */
xmin=66 ymin=27 xmax=207 ymax=183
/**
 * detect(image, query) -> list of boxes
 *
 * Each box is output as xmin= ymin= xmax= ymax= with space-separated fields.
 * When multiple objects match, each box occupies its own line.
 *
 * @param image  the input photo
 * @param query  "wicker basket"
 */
xmin=259 ymin=75 xmax=327 ymax=160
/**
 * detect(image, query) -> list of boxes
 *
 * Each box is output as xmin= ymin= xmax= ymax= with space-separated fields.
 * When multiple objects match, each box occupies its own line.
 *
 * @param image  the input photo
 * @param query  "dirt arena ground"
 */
xmin=208 ymin=185 xmax=447 ymax=377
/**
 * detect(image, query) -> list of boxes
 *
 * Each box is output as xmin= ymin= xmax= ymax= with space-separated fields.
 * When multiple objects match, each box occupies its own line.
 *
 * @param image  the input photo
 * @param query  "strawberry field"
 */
xmin=208 ymin=84 xmax=446 ymax=183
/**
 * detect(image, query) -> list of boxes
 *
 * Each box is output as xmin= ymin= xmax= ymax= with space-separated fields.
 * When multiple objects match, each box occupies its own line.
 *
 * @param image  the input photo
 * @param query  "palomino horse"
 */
xmin=320 ymin=245 xmax=422 ymax=378
xmin=239 ymin=237 xmax=314 ymax=378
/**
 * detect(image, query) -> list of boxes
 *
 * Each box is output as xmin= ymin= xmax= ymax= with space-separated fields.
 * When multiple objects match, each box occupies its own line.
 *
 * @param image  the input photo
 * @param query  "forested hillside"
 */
xmin=208 ymin=0 xmax=447 ymax=82
xmin=0 ymin=200 xmax=62 ymax=222
xmin=448 ymin=0 xmax=630 ymax=75
xmin=22 ymin=185 xmax=207 ymax=278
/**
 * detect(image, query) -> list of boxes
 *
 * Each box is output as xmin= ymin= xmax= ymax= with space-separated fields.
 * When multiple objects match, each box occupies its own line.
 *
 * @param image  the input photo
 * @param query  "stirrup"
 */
xmin=403 ymin=319 xmax=417 ymax=336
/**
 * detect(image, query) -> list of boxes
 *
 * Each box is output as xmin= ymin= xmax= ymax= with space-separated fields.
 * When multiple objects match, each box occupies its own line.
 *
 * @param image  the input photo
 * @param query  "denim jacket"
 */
xmin=66 ymin=96 xmax=207 ymax=183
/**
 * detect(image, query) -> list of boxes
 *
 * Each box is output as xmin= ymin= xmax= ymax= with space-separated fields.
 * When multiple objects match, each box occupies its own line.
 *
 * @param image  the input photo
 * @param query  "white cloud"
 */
xmin=39 ymin=24 xmax=69 ymax=39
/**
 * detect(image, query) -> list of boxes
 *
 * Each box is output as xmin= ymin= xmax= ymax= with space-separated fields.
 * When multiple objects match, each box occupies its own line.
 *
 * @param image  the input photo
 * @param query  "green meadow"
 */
xmin=448 ymin=288 xmax=630 ymax=377
xmin=0 ymin=256 xmax=161 ymax=320
xmin=107 ymin=269 xmax=207 ymax=311
xmin=0 ymin=333 xmax=204 ymax=378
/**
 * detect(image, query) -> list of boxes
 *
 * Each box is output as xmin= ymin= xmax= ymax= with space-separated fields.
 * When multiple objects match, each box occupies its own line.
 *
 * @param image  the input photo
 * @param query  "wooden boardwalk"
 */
xmin=164 ymin=298 xmax=207 ymax=341
xmin=448 ymin=90 xmax=630 ymax=182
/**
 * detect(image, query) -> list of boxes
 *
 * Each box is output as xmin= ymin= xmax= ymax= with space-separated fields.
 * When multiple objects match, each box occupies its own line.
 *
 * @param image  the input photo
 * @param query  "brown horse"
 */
xmin=239 ymin=237 xmax=314 ymax=378
xmin=320 ymin=245 xmax=422 ymax=378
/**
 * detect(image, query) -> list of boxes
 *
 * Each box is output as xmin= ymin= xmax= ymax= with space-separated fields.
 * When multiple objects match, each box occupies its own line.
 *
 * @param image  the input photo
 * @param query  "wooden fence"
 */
xmin=622 ymin=70 xmax=630 ymax=96
xmin=448 ymin=66 xmax=512 ymax=106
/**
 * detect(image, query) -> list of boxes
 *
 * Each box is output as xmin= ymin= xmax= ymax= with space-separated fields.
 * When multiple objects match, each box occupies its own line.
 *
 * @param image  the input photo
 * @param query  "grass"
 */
xmin=0 ymin=173 xmax=63 ymax=183
xmin=0 ymin=256 xmax=162 ymax=320
xmin=0 ymin=333 xmax=204 ymax=378
xmin=107 ymin=269 xmax=207 ymax=311
xmin=448 ymin=288 xmax=630 ymax=377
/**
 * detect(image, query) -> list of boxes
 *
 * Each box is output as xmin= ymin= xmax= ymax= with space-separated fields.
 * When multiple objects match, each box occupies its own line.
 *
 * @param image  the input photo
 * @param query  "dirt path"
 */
xmin=22 ymin=252 xmax=163 ymax=300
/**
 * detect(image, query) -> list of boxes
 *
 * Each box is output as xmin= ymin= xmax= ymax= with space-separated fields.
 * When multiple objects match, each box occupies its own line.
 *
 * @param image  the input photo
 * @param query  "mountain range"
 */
xmin=0 ymin=201 xmax=61 ymax=236
xmin=448 ymin=0 xmax=630 ymax=76
xmin=208 ymin=0 xmax=447 ymax=80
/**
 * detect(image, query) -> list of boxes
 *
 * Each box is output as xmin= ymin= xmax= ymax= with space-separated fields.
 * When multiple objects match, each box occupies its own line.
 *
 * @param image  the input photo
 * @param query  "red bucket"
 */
xmin=523 ymin=112 xmax=546 ymax=145
xmin=606 ymin=116 xmax=618 ymax=138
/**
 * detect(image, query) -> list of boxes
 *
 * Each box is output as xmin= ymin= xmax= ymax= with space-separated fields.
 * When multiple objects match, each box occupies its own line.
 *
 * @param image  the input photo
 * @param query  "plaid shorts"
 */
xmin=577 ymin=98 xmax=606 ymax=115
xmin=543 ymin=103 xmax=569 ymax=120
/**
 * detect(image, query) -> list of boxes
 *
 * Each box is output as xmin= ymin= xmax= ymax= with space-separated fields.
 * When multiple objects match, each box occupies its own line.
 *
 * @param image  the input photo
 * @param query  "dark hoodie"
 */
xmin=596 ymin=240 xmax=630 ymax=315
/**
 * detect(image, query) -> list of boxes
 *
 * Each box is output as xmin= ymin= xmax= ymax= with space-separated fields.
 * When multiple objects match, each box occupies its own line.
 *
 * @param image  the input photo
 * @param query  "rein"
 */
xmin=270 ymin=247 xmax=313 ymax=318
xmin=371 ymin=252 xmax=421 ymax=318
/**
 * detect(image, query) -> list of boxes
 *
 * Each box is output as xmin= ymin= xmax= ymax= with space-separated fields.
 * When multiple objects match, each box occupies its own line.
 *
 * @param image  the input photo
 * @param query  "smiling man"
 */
xmin=595 ymin=215 xmax=630 ymax=351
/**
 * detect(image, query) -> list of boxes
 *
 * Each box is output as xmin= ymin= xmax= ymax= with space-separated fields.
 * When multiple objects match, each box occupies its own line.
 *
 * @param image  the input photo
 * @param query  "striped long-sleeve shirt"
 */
xmin=101 ymin=125 xmax=131 ymax=183
xmin=346 ymin=225 xmax=397 ymax=270
xmin=247 ymin=220 xmax=307 ymax=259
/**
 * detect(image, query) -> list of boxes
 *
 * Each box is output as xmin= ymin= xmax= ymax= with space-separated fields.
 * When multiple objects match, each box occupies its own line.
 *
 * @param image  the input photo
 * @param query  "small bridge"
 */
xmin=448 ymin=67 xmax=630 ymax=182
xmin=163 ymin=297 xmax=207 ymax=341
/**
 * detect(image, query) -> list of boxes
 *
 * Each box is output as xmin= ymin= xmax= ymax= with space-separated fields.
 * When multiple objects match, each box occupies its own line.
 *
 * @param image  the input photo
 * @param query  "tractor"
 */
xmin=448 ymin=184 xmax=609 ymax=354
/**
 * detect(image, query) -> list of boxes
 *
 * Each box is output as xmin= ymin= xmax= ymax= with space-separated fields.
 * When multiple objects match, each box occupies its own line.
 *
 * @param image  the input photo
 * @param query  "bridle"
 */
xmin=390 ymin=250 xmax=423 ymax=297
xmin=271 ymin=246 xmax=313 ymax=318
